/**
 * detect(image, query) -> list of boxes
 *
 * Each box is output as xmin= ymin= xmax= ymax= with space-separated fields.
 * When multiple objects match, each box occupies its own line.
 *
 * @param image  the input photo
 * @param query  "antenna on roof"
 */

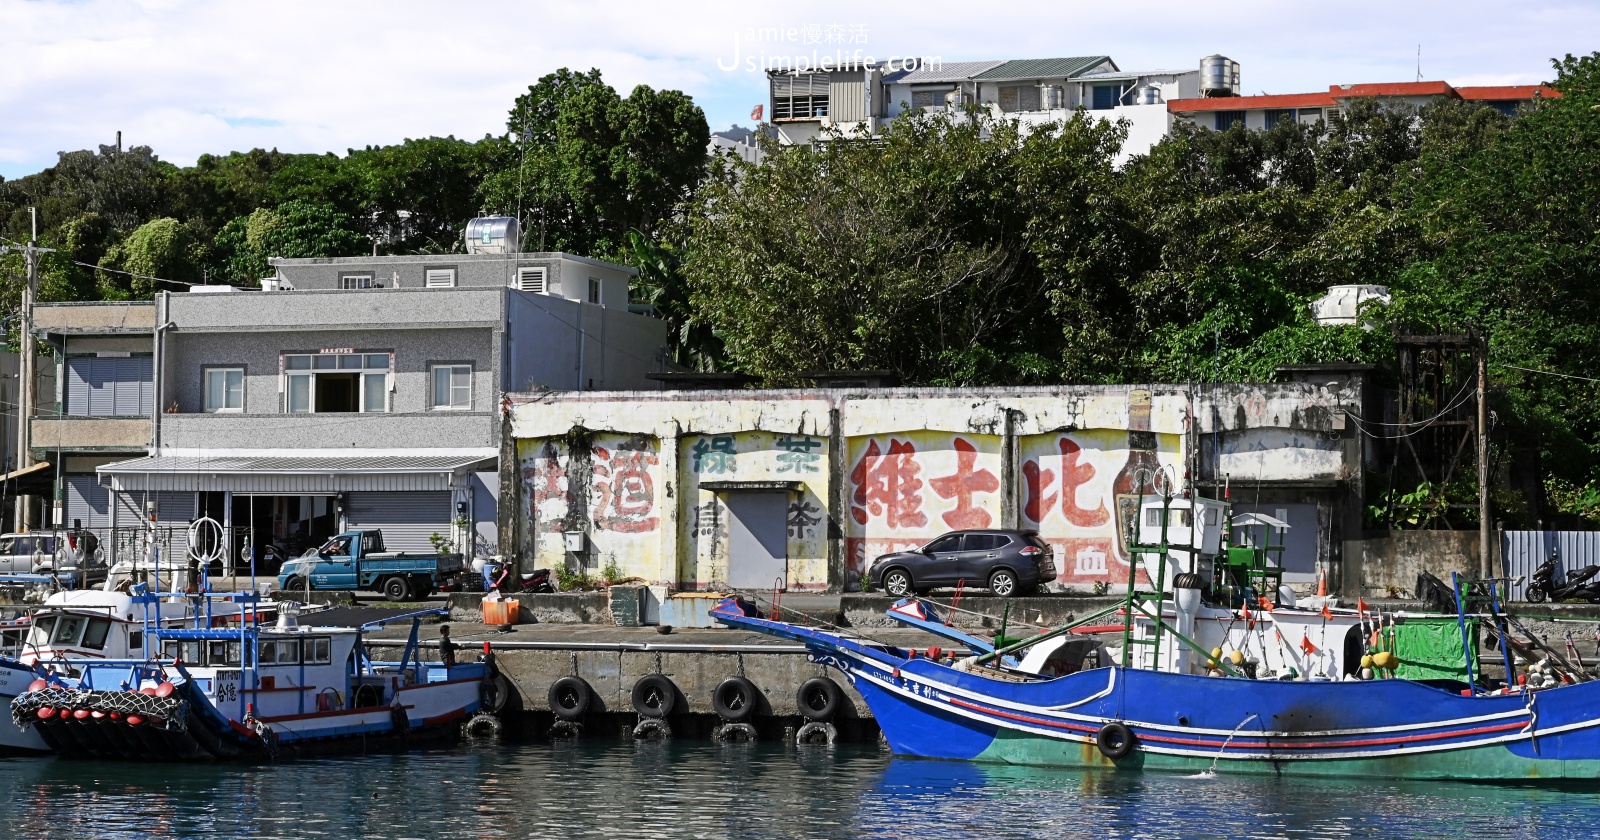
xmin=1416 ymin=45 xmax=1422 ymax=82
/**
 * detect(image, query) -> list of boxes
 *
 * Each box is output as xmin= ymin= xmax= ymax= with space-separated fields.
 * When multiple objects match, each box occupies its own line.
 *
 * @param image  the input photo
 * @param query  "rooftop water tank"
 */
xmin=1136 ymin=84 xmax=1164 ymax=105
xmin=1310 ymin=284 xmax=1391 ymax=328
xmin=1200 ymin=55 xmax=1240 ymax=97
xmin=465 ymin=216 xmax=522 ymax=255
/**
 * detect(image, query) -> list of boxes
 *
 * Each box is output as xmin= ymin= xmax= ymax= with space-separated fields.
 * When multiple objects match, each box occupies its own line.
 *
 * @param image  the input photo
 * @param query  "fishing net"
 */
xmin=10 ymin=687 xmax=188 ymax=732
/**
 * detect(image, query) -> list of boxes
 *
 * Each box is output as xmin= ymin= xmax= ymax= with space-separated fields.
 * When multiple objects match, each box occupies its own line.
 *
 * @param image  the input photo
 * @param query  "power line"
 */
xmin=1501 ymin=364 xmax=1600 ymax=385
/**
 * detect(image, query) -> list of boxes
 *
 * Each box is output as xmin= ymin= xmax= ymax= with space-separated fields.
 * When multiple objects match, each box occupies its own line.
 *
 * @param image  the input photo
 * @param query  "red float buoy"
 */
xmin=139 ymin=687 xmax=157 ymax=696
xmin=109 ymin=712 xmax=122 ymax=720
xmin=26 ymin=679 xmax=46 ymax=692
xmin=72 ymin=709 xmax=90 ymax=719
xmin=91 ymin=711 xmax=105 ymax=719
xmin=37 ymin=707 xmax=56 ymax=719
xmin=126 ymin=715 xmax=144 ymax=726
xmin=155 ymin=681 xmax=175 ymax=698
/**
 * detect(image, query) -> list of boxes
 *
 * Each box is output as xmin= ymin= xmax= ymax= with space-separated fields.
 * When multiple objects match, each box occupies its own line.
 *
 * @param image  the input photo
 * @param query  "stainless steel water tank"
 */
xmin=465 ymin=216 xmax=522 ymax=255
xmin=1136 ymin=85 xmax=1163 ymax=105
xmin=1200 ymin=55 xmax=1239 ymax=97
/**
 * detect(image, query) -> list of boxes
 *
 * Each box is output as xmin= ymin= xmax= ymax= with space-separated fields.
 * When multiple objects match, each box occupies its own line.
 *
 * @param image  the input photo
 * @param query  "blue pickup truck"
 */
xmin=276 ymin=530 xmax=465 ymax=601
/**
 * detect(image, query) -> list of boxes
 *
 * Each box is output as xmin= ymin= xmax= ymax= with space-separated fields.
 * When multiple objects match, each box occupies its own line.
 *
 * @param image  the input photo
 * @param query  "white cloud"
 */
xmin=1 ymin=0 xmax=1596 ymax=178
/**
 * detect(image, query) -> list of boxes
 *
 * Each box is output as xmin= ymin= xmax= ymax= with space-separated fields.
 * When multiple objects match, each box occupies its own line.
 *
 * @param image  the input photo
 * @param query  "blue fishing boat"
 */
xmin=714 ymin=491 xmax=1600 ymax=781
xmin=9 ymin=589 xmax=489 ymax=761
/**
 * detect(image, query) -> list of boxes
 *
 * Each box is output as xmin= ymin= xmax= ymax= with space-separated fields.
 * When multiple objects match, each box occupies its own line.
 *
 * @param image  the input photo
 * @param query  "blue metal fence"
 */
xmin=1501 ymin=530 xmax=1600 ymax=601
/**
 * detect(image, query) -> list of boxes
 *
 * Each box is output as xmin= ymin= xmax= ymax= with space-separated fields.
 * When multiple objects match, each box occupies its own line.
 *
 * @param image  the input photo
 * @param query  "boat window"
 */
xmin=28 ymin=615 xmax=56 ymax=646
xmin=304 ymin=637 xmax=332 ymax=665
xmin=81 ymin=619 xmax=112 ymax=650
xmin=208 ymin=640 xmax=243 ymax=666
xmin=128 ymin=630 xmax=142 ymax=650
xmin=52 ymin=616 xmax=87 ymax=647
xmin=259 ymin=638 xmax=301 ymax=665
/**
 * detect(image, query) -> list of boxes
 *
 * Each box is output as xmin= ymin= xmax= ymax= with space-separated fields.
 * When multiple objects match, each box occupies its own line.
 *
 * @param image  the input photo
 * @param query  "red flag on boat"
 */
xmin=1321 ymin=604 xmax=1333 ymax=621
xmin=1357 ymin=597 xmax=1370 ymax=614
xmin=1258 ymin=596 xmax=1274 ymax=612
xmin=1300 ymin=636 xmax=1319 ymax=654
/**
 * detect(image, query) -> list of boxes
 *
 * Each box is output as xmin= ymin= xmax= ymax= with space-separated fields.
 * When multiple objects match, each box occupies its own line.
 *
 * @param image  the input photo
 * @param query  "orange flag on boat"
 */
xmin=1357 ymin=597 xmax=1370 ymax=614
xmin=1321 ymin=604 xmax=1333 ymax=621
xmin=1300 ymin=636 xmax=1319 ymax=654
xmin=1258 ymin=596 xmax=1274 ymax=611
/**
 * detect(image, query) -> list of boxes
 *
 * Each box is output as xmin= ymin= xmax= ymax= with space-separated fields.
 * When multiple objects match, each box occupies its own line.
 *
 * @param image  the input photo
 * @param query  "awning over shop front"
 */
xmin=0 ymin=461 xmax=55 ymax=497
xmin=97 ymin=452 xmax=497 ymax=493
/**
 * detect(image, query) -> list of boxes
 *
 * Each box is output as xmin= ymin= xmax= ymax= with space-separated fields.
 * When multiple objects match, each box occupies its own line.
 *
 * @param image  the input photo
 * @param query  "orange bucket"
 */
xmin=483 ymin=599 xmax=520 ymax=626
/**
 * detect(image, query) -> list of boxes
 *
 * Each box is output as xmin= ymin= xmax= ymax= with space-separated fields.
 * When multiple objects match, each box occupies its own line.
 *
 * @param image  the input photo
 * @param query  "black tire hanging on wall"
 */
xmin=797 ymin=677 xmax=841 ymax=722
xmin=547 ymin=676 xmax=593 ymax=721
xmin=631 ymin=674 xmax=677 ymax=718
xmin=712 ymin=676 xmax=759 ymax=722
xmin=481 ymin=673 xmax=516 ymax=714
xmin=1096 ymin=722 xmax=1135 ymax=760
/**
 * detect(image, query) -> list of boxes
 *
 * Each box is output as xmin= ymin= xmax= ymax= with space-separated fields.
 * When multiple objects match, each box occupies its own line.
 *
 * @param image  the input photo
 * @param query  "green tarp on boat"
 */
xmin=1392 ymin=617 xmax=1480 ymax=681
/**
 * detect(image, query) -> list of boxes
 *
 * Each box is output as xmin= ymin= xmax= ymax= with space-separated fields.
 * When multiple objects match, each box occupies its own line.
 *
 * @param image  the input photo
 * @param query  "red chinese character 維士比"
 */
xmin=929 ymin=438 xmax=999 ymax=530
xmin=849 ymin=439 xmax=927 ymax=529
xmin=1023 ymin=437 xmax=1109 ymax=527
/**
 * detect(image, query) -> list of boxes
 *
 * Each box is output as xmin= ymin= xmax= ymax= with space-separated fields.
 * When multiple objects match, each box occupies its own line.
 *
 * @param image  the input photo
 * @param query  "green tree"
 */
xmin=97 ymin=216 xmax=202 ymax=298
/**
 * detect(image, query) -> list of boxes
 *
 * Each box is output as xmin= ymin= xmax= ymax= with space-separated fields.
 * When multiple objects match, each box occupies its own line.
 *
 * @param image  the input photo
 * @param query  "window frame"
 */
xmin=429 ymin=363 xmax=473 ymax=411
xmin=1214 ymin=110 xmax=1247 ymax=130
xmin=203 ymin=366 xmax=246 ymax=413
xmin=588 ymin=277 xmax=601 ymax=305
xmin=283 ymin=352 xmax=391 ymax=415
xmin=339 ymin=274 xmax=375 ymax=290
xmin=424 ymin=268 xmax=457 ymax=288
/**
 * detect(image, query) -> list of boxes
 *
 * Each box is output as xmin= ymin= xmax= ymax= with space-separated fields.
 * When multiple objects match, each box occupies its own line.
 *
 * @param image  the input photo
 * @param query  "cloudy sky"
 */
xmin=1 ymin=0 xmax=1596 ymax=179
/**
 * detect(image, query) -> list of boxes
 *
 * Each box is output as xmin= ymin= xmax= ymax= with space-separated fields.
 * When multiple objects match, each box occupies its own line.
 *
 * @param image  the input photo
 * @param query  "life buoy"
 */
xmin=630 ymin=674 xmax=677 ymax=718
xmin=1096 ymin=722 xmax=1135 ymax=760
xmin=712 ymin=676 xmax=759 ymax=722
xmin=547 ymin=676 xmax=593 ymax=721
xmin=797 ymin=677 xmax=841 ymax=722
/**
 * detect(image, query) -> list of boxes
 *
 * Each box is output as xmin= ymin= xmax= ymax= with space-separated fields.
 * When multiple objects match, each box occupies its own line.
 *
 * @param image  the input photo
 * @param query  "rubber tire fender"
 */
xmin=547 ymin=676 xmax=593 ymax=721
xmin=1096 ymin=721 xmax=1135 ymax=760
xmin=797 ymin=677 xmax=841 ymax=722
xmin=712 ymin=676 xmax=759 ymax=722
xmin=481 ymin=672 xmax=515 ymax=714
xmin=631 ymin=674 xmax=677 ymax=718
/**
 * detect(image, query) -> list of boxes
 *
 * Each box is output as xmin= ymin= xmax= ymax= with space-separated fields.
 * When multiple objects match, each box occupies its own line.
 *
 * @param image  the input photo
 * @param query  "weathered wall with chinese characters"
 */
xmin=506 ymin=381 xmax=1364 ymax=593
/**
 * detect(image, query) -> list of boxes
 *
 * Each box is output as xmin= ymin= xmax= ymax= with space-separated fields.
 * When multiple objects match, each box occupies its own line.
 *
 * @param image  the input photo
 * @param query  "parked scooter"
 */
xmin=490 ymin=564 xmax=555 ymax=594
xmin=1526 ymin=554 xmax=1600 ymax=603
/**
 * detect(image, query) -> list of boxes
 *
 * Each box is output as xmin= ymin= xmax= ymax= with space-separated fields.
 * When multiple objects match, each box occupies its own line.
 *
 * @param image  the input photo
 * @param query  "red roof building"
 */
xmin=1168 ymin=81 xmax=1559 ymax=130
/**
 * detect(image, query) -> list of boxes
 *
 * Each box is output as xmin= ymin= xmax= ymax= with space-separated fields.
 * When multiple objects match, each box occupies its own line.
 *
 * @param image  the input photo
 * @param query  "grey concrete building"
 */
xmin=34 ymin=252 xmax=668 ymax=569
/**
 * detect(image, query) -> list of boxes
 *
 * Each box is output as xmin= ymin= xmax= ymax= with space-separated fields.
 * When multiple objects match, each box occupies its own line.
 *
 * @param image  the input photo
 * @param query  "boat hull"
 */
xmin=0 ymin=658 xmax=49 ymax=755
xmin=716 ymin=601 xmax=1600 ymax=782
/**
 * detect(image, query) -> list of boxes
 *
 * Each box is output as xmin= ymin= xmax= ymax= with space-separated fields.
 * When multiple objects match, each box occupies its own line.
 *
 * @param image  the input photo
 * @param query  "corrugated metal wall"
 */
xmin=1502 ymin=530 xmax=1600 ymax=600
xmin=345 ymin=491 xmax=451 ymax=553
xmin=830 ymin=71 xmax=867 ymax=121
xmin=65 ymin=476 xmax=111 ymax=529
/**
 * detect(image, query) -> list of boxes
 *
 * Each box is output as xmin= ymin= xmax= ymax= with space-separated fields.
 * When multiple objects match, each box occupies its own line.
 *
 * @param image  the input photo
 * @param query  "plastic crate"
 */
xmin=483 ymin=598 xmax=520 ymax=626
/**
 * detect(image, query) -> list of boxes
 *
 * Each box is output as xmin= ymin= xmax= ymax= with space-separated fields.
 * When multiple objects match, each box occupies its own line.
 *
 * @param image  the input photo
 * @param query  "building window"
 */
xmin=64 ymin=356 xmax=153 ymax=417
xmin=425 ymin=268 xmax=456 ymax=288
xmin=771 ymin=73 xmax=830 ymax=120
xmin=998 ymin=85 xmax=1041 ymax=113
xmin=911 ymin=88 xmax=953 ymax=109
xmin=431 ymin=365 xmax=472 ymax=410
xmin=515 ymin=266 xmax=547 ymax=293
xmin=1264 ymin=109 xmax=1296 ymax=126
xmin=284 ymin=352 xmax=390 ymax=414
xmin=1091 ymin=84 xmax=1124 ymax=110
xmin=340 ymin=275 xmax=375 ymax=290
xmin=588 ymin=277 xmax=601 ymax=305
xmin=1214 ymin=111 xmax=1247 ymax=130
xmin=1296 ymin=108 xmax=1323 ymax=125
xmin=204 ymin=368 xmax=244 ymax=413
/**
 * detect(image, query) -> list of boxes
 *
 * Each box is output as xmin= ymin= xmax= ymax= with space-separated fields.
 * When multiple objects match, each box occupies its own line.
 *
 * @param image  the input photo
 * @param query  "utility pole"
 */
xmin=4 ymin=209 xmax=52 ymax=532
xmin=1477 ymin=338 xmax=1491 ymax=580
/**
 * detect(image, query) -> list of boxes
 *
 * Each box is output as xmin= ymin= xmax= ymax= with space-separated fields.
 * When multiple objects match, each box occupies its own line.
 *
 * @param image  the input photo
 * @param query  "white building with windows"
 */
xmin=31 ymin=250 xmax=668 ymax=568
xmin=768 ymin=54 xmax=1203 ymax=163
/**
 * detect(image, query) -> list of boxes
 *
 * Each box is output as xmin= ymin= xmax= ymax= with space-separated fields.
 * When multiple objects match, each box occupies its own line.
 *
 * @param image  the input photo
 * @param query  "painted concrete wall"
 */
xmin=507 ymin=383 xmax=1359 ymax=592
xmin=269 ymin=253 xmax=634 ymax=310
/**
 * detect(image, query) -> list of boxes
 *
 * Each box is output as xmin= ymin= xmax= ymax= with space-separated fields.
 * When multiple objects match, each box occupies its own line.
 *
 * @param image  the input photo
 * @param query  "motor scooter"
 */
xmin=490 ymin=564 xmax=555 ymax=594
xmin=1526 ymin=554 xmax=1600 ymax=603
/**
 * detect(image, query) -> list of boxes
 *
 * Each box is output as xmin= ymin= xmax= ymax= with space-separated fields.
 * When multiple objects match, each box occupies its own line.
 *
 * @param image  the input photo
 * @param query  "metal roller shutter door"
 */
xmin=65 ymin=476 xmax=111 ymax=530
xmin=114 ymin=490 xmax=197 ymax=559
xmin=345 ymin=491 xmax=451 ymax=553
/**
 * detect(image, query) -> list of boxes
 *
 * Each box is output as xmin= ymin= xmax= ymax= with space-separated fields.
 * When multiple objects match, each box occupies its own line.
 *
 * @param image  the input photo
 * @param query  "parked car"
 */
xmin=0 ymin=533 xmax=64 ymax=574
xmin=867 ymin=530 xmax=1056 ymax=597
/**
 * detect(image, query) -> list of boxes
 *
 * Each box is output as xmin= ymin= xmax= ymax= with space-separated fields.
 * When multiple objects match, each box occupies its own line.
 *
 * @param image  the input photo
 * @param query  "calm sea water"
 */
xmin=0 ymin=739 xmax=1595 ymax=839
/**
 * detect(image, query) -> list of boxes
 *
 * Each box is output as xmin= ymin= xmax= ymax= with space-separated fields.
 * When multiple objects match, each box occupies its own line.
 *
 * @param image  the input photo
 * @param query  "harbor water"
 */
xmin=0 ymin=739 xmax=1594 ymax=839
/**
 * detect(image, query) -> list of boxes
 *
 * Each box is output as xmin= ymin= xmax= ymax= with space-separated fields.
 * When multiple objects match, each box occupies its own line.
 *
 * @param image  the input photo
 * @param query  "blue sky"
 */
xmin=2 ymin=0 xmax=1596 ymax=180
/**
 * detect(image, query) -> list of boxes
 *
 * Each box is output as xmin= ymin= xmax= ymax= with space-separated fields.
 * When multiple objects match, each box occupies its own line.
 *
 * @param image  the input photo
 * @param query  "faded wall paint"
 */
xmin=506 ymin=383 xmax=1364 ymax=592
xmin=1019 ymin=429 xmax=1182 ymax=587
xmin=680 ymin=430 xmax=830 ymax=591
xmin=844 ymin=431 xmax=1003 ymax=590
